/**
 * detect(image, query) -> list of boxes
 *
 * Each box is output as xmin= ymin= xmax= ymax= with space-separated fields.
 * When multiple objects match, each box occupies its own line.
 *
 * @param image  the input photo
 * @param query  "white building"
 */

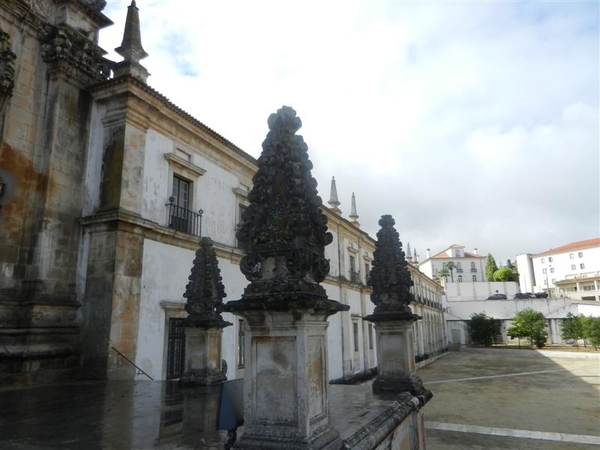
xmin=419 ymin=244 xmax=487 ymax=283
xmin=517 ymin=238 xmax=600 ymax=301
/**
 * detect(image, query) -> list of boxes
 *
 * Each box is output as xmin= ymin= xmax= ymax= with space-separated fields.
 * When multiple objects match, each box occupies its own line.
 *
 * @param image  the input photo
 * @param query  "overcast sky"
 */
xmin=100 ymin=0 xmax=599 ymax=266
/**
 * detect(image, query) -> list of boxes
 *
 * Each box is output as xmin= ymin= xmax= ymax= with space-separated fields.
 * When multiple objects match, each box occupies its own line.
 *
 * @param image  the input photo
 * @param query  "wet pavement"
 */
xmin=1 ymin=348 xmax=598 ymax=449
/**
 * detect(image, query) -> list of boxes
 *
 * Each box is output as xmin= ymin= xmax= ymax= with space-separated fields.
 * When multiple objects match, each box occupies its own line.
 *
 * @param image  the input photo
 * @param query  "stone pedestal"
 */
xmin=371 ymin=319 xmax=427 ymax=397
xmin=232 ymin=310 xmax=341 ymax=450
xmin=180 ymin=327 xmax=226 ymax=386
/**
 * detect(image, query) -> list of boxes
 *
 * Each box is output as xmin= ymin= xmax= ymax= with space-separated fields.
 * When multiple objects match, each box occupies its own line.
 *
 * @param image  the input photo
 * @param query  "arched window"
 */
xmin=472 ymin=275 xmax=477 ymax=282
xmin=458 ymin=275 xmax=463 ymax=282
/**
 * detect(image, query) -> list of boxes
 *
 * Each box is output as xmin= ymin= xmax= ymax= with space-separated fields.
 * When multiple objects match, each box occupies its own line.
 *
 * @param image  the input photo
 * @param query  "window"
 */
xmin=570 ymin=253 xmax=574 ymax=259
xmin=551 ymin=278 xmax=556 ymax=284
xmin=571 ymin=265 xmax=576 ymax=270
xmin=550 ymin=267 xmax=554 ymax=273
xmin=166 ymin=318 xmax=186 ymax=379
xmin=549 ymin=257 xmax=553 ymax=262
xmin=472 ymin=275 xmax=477 ymax=282
xmin=353 ymin=322 xmax=359 ymax=352
xmin=458 ymin=275 xmax=463 ymax=282
xmin=542 ymin=268 xmax=547 ymax=274
xmin=365 ymin=263 xmax=370 ymax=283
xmin=368 ymin=323 xmax=373 ymax=350
xmin=237 ymin=319 xmax=245 ymax=368
xmin=580 ymin=263 xmax=585 ymax=269
xmin=168 ymin=175 xmax=200 ymax=235
xmin=544 ymin=280 xmax=548 ymax=285
xmin=350 ymin=255 xmax=356 ymax=273
xmin=470 ymin=262 xmax=476 ymax=272
xmin=578 ymin=252 xmax=583 ymax=258
xmin=541 ymin=258 xmax=545 ymax=263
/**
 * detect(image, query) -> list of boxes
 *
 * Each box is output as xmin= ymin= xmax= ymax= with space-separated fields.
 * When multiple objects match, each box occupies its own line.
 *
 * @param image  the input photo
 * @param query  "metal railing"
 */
xmin=166 ymin=197 xmax=203 ymax=236
xmin=110 ymin=346 xmax=153 ymax=380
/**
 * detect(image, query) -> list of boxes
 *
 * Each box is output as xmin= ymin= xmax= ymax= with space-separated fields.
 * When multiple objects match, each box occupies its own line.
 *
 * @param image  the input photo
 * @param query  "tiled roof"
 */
xmin=535 ymin=238 xmax=600 ymax=257
xmin=430 ymin=245 xmax=485 ymax=259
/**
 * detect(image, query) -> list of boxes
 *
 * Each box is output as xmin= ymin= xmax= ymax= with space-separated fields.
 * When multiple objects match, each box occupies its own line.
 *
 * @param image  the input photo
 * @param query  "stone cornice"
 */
xmin=89 ymin=76 xmax=258 ymax=173
xmin=80 ymin=209 xmax=245 ymax=264
xmin=164 ymin=153 xmax=206 ymax=179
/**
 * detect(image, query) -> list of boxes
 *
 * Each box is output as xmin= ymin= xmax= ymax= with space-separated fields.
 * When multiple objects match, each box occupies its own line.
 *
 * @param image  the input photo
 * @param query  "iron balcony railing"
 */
xmin=166 ymin=197 xmax=203 ymax=236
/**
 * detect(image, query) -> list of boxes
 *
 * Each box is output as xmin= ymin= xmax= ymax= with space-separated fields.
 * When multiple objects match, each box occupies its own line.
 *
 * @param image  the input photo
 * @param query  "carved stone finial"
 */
xmin=406 ymin=242 xmax=412 ymax=261
xmin=226 ymin=106 xmax=347 ymax=315
xmin=366 ymin=215 xmax=418 ymax=321
xmin=328 ymin=176 xmax=341 ymax=214
xmin=113 ymin=0 xmax=149 ymax=82
xmin=183 ymin=237 xmax=231 ymax=329
xmin=349 ymin=192 xmax=359 ymax=227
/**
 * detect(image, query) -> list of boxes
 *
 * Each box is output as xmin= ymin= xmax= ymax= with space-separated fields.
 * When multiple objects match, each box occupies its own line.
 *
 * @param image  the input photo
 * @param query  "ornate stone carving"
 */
xmin=183 ymin=237 xmax=231 ymax=329
xmin=227 ymin=106 xmax=345 ymax=315
xmin=366 ymin=215 xmax=419 ymax=321
xmin=40 ymin=25 xmax=111 ymax=82
xmin=0 ymin=30 xmax=17 ymax=104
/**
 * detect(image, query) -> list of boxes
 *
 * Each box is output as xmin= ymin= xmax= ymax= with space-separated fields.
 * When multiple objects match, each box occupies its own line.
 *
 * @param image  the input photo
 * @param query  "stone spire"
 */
xmin=414 ymin=248 xmax=418 ymax=264
xmin=406 ymin=242 xmax=412 ymax=261
xmin=366 ymin=215 xmax=417 ymax=320
xmin=113 ymin=1 xmax=150 ymax=82
xmin=328 ymin=176 xmax=341 ymax=214
xmin=349 ymin=192 xmax=360 ymax=227
xmin=181 ymin=237 xmax=231 ymax=386
xmin=230 ymin=106 xmax=345 ymax=309
xmin=223 ymin=106 xmax=347 ymax=450
xmin=365 ymin=215 xmax=430 ymax=399
xmin=183 ymin=237 xmax=231 ymax=329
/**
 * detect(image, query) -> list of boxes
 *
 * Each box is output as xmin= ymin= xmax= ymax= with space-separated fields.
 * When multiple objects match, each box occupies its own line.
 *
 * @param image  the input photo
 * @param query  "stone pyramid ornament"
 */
xmin=183 ymin=237 xmax=231 ymax=329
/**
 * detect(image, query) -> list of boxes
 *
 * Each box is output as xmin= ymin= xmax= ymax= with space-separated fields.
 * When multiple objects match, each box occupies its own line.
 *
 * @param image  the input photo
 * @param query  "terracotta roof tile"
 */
xmin=535 ymin=238 xmax=600 ymax=257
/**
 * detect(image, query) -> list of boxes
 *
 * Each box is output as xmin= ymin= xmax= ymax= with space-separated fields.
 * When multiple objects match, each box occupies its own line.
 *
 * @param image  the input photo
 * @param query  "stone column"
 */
xmin=223 ymin=107 xmax=347 ymax=449
xmin=180 ymin=237 xmax=231 ymax=386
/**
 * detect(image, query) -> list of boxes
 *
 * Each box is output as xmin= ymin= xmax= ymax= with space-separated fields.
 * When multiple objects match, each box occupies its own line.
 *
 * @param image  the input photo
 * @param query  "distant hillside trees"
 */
xmin=468 ymin=313 xmax=501 ymax=346
xmin=508 ymin=309 xmax=547 ymax=348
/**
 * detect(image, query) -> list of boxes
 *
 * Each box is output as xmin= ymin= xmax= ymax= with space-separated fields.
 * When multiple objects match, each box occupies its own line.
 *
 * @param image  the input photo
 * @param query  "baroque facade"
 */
xmin=0 ymin=0 xmax=446 ymax=386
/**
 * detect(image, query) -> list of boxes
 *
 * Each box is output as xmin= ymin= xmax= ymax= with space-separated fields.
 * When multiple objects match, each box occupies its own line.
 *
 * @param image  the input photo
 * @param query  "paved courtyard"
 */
xmin=0 ymin=347 xmax=598 ymax=449
xmin=420 ymin=347 xmax=600 ymax=450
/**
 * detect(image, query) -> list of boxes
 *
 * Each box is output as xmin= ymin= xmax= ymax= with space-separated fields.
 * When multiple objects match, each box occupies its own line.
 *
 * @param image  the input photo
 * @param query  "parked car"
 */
xmin=486 ymin=293 xmax=507 ymax=300
xmin=514 ymin=293 xmax=533 ymax=299
xmin=534 ymin=292 xmax=548 ymax=298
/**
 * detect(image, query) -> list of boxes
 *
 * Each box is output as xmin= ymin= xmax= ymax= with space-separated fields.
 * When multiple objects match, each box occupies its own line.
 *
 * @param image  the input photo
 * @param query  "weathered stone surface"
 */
xmin=227 ymin=106 xmax=345 ymax=316
xmin=365 ymin=215 xmax=419 ymax=322
xmin=184 ymin=237 xmax=231 ymax=329
xmin=222 ymin=107 xmax=346 ymax=449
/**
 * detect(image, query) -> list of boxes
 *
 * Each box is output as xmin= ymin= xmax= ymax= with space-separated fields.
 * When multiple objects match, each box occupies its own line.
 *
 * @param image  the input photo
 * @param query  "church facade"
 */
xmin=0 ymin=0 xmax=445 ymax=386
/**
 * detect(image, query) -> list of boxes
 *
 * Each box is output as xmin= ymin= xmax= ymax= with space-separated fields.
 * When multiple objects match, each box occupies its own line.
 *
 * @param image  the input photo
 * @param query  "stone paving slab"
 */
xmin=420 ymin=348 xmax=600 ymax=449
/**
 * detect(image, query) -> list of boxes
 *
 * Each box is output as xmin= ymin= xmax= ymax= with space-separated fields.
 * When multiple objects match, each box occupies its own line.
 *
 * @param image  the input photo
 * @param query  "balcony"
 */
xmin=456 ymin=268 xmax=463 ymax=273
xmin=167 ymin=197 xmax=203 ymax=237
xmin=470 ymin=268 xmax=477 ymax=273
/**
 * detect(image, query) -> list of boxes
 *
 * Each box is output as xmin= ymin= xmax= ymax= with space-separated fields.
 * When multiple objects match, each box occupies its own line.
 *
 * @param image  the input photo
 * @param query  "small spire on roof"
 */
xmin=414 ymin=248 xmax=418 ymax=264
xmin=328 ymin=177 xmax=341 ymax=214
xmin=113 ymin=0 xmax=150 ymax=82
xmin=406 ymin=242 xmax=412 ymax=261
xmin=349 ymin=193 xmax=359 ymax=227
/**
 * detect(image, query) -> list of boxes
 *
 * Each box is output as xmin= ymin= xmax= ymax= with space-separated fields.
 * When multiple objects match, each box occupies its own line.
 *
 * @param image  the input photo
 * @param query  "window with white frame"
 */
xmin=578 ymin=252 xmax=583 ymax=257
xmin=580 ymin=263 xmax=585 ymax=269
xmin=571 ymin=265 xmax=576 ymax=270
xmin=570 ymin=253 xmax=574 ymax=259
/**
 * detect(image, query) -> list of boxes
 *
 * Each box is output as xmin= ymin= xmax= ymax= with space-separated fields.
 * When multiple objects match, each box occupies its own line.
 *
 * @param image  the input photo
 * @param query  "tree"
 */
xmin=561 ymin=313 xmax=586 ymax=347
xmin=508 ymin=308 xmax=547 ymax=348
xmin=493 ymin=266 xmax=519 ymax=282
xmin=445 ymin=261 xmax=456 ymax=282
xmin=469 ymin=313 xmax=501 ymax=347
xmin=485 ymin=254 xmax=498 ymax=281
xmin=438 ymin=267 xmax=449 ymax=282
xmin=582 ymin=316 xmax=600 ymax=350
